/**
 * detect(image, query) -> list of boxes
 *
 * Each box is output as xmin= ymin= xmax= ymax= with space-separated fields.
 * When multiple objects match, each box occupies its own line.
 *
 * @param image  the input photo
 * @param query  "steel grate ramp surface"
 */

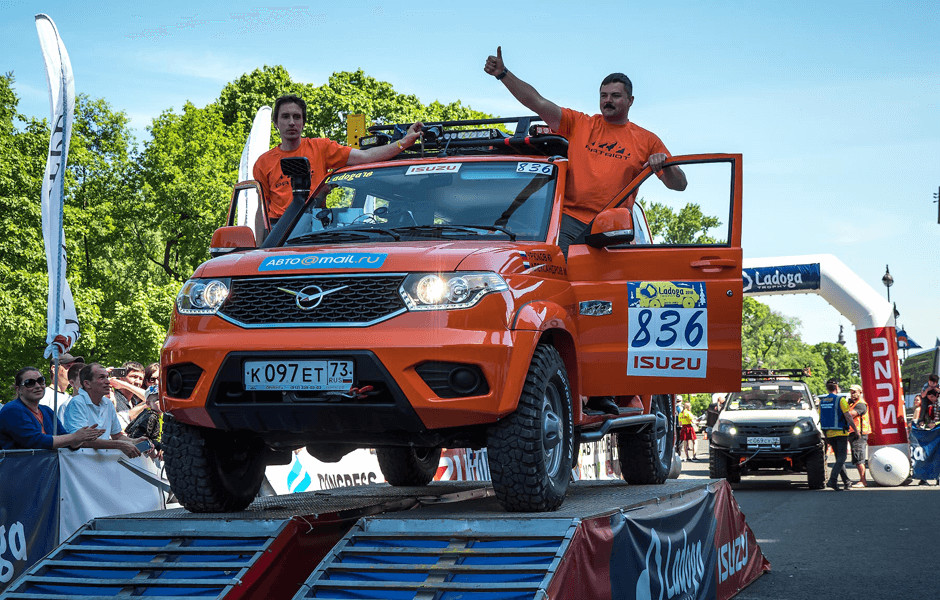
xmin=294 ymin=517 xmax=578 ymax=600
xmin=0 ymin=518 xmax=287 ymax=599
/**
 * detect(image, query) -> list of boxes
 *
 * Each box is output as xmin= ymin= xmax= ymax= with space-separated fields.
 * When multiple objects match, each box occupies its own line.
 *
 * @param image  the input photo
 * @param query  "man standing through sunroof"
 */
xmin=484 ymin=47 xmax=687 ymax=251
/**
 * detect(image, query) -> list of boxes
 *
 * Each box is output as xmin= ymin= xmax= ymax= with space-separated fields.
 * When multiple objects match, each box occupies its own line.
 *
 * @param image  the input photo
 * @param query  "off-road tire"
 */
xmin=709 ymin=447 xmax=728 ymax=479
xmin=163 ymin=417 xmax=266 ymax=513
xmin=806 ymin=446 xmax=826 ymax=489
xmin=376 ymin=446 xmax=442 ymax=486
xmin=618 ymin=394 xmax=675 ymax=484
xmin=487 ymin=344 xmax=574 ymax=512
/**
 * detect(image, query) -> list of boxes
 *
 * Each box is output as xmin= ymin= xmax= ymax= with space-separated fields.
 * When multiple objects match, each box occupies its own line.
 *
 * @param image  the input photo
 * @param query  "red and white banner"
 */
xmin=857 ymin=326 xmax=908 ymax=452
xmin=35 ymin=14 xmax=80 ymax=358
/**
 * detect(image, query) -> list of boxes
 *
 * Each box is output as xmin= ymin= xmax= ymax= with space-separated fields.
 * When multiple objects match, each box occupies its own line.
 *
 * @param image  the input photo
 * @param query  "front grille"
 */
xmin=219 ymin=274 xmax=407 ymax=327
xmin=737 ymin=424 xmax=793 ymax=437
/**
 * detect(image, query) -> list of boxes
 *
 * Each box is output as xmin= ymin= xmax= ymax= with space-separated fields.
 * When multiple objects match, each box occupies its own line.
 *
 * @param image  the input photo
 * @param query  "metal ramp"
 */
xmin=0 ymin=517 xmax=289 ymax=599
xmin=294 ymin=518 xmax=578 ymax=599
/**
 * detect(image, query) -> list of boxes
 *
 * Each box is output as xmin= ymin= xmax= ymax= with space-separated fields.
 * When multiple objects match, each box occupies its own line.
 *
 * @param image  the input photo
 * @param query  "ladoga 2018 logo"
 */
xmin=627 ymin=281 xmax=708 ymax=379
xmin=259 ymin=253 xmax=387 ymax=271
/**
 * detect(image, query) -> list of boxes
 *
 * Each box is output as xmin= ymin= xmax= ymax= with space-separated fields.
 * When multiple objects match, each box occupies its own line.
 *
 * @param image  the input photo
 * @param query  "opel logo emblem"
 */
xmin=277 ymin=284 xmax=349 ymax=311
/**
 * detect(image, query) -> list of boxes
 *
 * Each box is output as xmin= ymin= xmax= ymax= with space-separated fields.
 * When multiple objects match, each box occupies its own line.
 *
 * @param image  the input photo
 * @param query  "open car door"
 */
xmin=226 ymin=180 xmax=270 ymax=245
xmin=567 ymin=153 xmax=743 ymax=396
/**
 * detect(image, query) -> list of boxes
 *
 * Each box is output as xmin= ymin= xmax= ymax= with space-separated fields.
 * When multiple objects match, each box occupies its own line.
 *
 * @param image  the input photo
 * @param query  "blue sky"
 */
xmin=3 ymin=1 xmax=939 ymax=355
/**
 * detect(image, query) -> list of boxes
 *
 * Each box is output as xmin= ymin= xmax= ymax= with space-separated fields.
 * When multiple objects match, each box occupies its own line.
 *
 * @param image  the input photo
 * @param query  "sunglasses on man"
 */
xmin=19 ymin=376 xmax=46 ymax=388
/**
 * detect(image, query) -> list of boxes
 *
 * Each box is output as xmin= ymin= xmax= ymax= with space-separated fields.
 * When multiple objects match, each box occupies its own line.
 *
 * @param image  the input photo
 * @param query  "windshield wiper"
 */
xmin=393 ymin=224 xmax=516 ymax=241
xmin=286 ymin=226 xmax=401 ymax=245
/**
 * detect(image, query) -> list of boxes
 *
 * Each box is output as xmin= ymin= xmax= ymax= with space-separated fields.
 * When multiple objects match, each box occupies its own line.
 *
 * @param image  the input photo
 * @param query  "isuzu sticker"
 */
xmin=258 ymin=252 xmax=387 ymax=271
xmin=627 ymin=281 xmax=708 ymax=378
xmin=405 ymin=163 xmax=461 ymax=175
xmin=516 ymin=162 xmax=554 ymax=175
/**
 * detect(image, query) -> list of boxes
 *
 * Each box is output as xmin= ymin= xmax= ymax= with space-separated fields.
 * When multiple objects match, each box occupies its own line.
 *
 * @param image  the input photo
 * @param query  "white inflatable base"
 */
xmin=869 ymin=447 xmax=911 ymax=487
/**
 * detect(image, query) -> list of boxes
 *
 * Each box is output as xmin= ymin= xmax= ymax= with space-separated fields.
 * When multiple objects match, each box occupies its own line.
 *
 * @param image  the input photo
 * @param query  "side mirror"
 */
xmin=210 ymin=226 xmax=256 ymax=258
xmin=584 ymin=207 xmax=635 ymax=248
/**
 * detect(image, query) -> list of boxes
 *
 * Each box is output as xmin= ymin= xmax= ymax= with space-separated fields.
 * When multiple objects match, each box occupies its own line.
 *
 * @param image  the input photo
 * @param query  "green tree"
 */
xmin=813 ymin=341 xmax=860 ymax=390
xmin=644 ymin=201 xmax=721 ymax=244
xmin=0 ymin=73 xmax=51 ymax=382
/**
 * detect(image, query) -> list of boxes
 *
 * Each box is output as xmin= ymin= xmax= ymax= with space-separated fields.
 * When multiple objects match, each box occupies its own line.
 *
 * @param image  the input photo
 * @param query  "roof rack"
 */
xmin=742 ymin=368 xmax=812 ymax=382
xmin=361 ymin=116 xmax=569 ymax=158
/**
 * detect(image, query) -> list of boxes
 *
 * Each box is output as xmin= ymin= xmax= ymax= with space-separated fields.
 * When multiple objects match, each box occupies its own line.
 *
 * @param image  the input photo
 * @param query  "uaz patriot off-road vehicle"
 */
xmin=710 ymin=369 xmax=825 ymax=488
xmin=161 ymin=117 xmax=744 ymax=512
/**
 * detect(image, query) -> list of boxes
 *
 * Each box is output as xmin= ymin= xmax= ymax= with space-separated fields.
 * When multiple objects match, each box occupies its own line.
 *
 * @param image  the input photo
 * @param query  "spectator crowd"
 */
xmin=0 ymin=354 xmax=164 ymax=457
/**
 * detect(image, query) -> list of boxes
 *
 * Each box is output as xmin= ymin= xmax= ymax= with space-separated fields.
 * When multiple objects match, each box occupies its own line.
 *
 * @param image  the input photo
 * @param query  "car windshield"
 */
xmin=725 ymin=383 xmax=814 ymax=411
xmin=283 ymin=161 xmax=557 ymax=246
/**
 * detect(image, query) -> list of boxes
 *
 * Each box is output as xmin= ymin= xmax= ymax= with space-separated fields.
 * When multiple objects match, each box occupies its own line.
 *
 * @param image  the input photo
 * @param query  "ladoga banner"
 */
xmin=547 ymin=481 xmax=769 ymax=600
xmin=0 ymin=451 xmax=59 ymax=592
xmin=910 ymin=426 xmax=940 ymax=480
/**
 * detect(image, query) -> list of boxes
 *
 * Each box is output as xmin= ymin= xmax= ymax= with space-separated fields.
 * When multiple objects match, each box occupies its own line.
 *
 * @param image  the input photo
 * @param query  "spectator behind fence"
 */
xmin=111 ymin=361 xmax=147 ymax=429
xmin=54 ymin=361 xmax=86 ymax=423
xmin=63 ymin=363 xmax=149 ymax=458
xmin=40 ymin=352 xmax=83 ymax=412
xmin=0 ymin=366 xmax=103 ymax=450
xmin=913 ymin=374 xmax=939 ymax=426
xmin=126 ymin=385 xmax=164 ymax=455
xmin=143 ymin=363 xmax=160 ymax=391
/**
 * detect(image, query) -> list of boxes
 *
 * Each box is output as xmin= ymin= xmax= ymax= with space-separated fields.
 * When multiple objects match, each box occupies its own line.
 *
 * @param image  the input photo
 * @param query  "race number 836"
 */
xmin=629 ymin=308 xmax=708 ymax=350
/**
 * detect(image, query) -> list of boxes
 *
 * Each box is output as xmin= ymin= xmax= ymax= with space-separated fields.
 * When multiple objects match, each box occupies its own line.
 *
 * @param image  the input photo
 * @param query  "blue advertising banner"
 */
xmin=742 ymin=263 xmax=821 ymax=294
xmin=0 ymin=451 xmax=59 ymax=591
xmin=910 ymin=426 xmax=940 ymax=480
xmin=610 ymin=489 xmax=718 ymax=600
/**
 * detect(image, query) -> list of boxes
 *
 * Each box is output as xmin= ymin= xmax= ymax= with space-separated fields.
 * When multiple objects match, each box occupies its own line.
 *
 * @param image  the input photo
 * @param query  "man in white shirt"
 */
xmin=63 ymin=363 xmax=148 ymax=458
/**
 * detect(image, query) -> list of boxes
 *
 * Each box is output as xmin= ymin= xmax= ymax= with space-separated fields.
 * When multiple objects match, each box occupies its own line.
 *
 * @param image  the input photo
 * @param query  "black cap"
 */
xmin=57 ymin=353 xmax=85 ymax=365
xmin=826 ymin=378 xmax=839 ymax=387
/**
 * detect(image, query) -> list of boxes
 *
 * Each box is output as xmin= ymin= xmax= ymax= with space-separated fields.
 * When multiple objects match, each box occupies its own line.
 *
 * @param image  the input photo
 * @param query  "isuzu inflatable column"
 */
xmin=742 ymin=254 xmax=908 ymax=455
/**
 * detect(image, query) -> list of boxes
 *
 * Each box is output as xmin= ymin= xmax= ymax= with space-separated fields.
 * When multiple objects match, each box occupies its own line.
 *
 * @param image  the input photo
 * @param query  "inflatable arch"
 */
xmin=742 ymin=254 xmax=908 ymax=455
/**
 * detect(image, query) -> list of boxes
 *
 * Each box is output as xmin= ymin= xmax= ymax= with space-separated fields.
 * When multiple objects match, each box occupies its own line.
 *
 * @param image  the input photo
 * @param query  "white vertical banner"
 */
xmin=237 ymin=106 xmax=272 ymax=240
xmin=36 ymin=14 xmax=80 ymax=357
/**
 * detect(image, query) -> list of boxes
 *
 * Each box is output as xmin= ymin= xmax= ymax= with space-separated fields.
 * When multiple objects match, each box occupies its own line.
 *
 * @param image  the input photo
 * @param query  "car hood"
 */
xmin=719 ymin=409 xmax=819 ymax=424
xmin=193 ymin=242 xmax=535 ymax=278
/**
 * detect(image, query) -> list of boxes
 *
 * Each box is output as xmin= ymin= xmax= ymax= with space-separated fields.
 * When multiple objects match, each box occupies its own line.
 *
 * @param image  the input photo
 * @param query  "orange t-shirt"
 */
xmin=252 ymin=137 xmax=352 ymax=219
xmin=557 ymin=108 xmax=670 ymax=224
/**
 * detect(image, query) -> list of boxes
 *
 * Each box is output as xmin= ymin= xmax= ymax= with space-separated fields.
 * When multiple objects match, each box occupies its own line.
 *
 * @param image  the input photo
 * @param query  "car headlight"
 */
xmin=400 ymin=272 xmax=508 ymax=311
xmin=793 ymin=419 xmax=816 ymax=435
xmin=716 ymin=420 xmax=737 ymax=436
xmin=176 ymin=278 xmax=231 ymax=315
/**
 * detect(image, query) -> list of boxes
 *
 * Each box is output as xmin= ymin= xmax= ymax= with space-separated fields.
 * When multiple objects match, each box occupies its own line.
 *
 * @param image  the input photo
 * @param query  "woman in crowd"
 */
xmin=143 ymin=363 xmax=160 ymax=391
xmin=0 ymin=366 xmax=103 ymax=450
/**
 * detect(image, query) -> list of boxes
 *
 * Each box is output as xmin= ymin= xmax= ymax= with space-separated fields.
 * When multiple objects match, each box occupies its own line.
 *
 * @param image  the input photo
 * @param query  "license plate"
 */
xmin=747 ymin=436 xmax=780 ymax=447
xmin=244 ymin=360 xmax=354 ymax=391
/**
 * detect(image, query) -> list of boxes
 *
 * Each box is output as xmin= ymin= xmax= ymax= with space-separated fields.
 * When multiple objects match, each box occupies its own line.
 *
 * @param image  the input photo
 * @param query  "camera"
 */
xmin=111 ymin=367 xmax=128 ymax=378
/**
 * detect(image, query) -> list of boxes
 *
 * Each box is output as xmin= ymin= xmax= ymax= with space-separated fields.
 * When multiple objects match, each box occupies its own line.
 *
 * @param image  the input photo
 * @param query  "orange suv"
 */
xmin=161 ymin=117 xmax=743 ymax=512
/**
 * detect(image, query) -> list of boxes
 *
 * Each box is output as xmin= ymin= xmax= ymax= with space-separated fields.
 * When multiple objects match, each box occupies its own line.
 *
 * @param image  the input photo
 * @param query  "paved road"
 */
xmin=678 ymin=438 xmax=940 ymax=599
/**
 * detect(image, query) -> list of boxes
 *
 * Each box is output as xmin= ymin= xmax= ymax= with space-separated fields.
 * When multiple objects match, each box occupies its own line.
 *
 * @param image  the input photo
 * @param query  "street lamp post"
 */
xmin=881 ymin=264 xmax=894 ymax=303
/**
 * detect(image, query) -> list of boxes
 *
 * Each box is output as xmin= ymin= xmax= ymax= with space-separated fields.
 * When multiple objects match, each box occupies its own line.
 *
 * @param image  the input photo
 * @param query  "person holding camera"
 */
xmin=846 ymin=384 xmax=871 ymax=488
xmin=109 ymin=362 xmax=148 ymax=429
xmin=63 ymin=363 xmax=153 ymax=459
